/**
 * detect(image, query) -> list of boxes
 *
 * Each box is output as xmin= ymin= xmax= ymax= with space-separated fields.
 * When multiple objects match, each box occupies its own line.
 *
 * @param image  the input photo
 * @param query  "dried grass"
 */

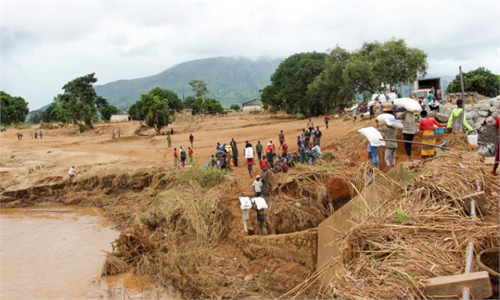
xmin=282 ymin=149 xmax=499 ymax=300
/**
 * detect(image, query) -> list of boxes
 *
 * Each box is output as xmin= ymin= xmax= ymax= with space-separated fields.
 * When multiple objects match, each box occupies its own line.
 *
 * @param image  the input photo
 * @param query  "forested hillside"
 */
xmin=94 ymin=57 xmax=282 ymax=108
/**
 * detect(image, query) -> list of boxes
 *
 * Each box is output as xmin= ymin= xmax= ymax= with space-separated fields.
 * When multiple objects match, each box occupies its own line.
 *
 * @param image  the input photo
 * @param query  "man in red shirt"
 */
xmin=260 ymin=157 xmax=267 ymax=176
xmin=492 ymin=116 xmax=500 ymax=175
xmin=281 ymin=140 xmax=288 ymax=158
xmin=324 ymin=114 xmax=330 ymax=129
xmin=189 ymin=134 xmax=194 ymax=148
xmin=173 ymin=148 xmax=179 ymax=167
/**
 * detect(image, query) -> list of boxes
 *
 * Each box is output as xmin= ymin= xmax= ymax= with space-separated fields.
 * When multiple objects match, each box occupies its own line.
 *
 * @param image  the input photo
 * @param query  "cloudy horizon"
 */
xmin=2 ymin=1 xmax=499 ymax=110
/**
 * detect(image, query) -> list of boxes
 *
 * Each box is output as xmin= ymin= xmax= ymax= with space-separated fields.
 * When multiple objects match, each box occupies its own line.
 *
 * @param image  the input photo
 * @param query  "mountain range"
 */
xmin=94 ymin=57 xmax=283 ymax=109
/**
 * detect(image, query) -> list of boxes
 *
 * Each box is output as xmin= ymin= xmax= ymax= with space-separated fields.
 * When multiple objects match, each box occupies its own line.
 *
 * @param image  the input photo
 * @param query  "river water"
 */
xmin=0 ymin=206 xmax=177 ymax=299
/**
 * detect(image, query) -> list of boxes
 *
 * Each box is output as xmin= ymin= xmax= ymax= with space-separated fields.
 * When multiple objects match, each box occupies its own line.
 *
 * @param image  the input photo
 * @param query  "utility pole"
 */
xmin=459 ymin=66 xmax=465 ymax=103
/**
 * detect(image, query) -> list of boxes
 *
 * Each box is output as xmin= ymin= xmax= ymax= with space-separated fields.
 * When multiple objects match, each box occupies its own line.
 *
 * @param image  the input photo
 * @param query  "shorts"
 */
xmin=242 ymin=209 xmax=249 ymax=221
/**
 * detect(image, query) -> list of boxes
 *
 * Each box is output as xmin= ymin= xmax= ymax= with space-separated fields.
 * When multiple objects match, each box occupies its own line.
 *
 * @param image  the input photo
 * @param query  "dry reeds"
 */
xmin=283 ymin=149 xmax=499 ymax=300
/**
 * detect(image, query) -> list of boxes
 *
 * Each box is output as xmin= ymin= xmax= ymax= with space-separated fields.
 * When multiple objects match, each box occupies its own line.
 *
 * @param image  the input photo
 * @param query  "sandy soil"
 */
xmin=0 ymin=112 xmax=450 ymax=298
xmin=1 ymin=113 xmax=375 ymax=193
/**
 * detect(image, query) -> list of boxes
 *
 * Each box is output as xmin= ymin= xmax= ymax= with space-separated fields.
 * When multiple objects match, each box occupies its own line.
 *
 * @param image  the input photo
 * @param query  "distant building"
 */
xmin=110 ymin=114 xmax=131 ymax=122
xmin=242 ymin=98 xmax=262 ymax=113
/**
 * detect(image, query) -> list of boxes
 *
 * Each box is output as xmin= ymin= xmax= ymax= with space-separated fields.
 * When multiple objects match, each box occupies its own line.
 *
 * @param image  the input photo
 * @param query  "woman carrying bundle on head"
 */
xmin=419 ymin=110 xmax=444 ymax=158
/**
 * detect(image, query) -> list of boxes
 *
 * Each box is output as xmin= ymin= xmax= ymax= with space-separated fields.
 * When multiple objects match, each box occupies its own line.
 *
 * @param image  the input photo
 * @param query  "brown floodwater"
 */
xmin=0 ymin=206 xmax=179 ymax=299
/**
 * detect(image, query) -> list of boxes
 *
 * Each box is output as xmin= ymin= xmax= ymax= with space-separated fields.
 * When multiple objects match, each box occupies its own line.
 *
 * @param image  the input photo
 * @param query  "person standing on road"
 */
xmin=307 ymin=119 xmax=314 ymax=132
xmin=179 ymin=146 xmax=187 ymax=167
xmin=251 ymin=196 xmax=268 ymax=235
xmin=256 ymin=141 xmax=263 ymax=161
xmin=188 ymin=147 xmax=194 ymax=164
xmin=189 ymin=134 xmax=194 ymax=148
xmin=278 ymin=130 xmax=285 ymax=149
xmin=238 ymin=195 xmax=252 ymax=234
xmin=117 ymin=128 xmax=121 ymax=138
xmin=281 ymin=140 xmax=288 ymax=158
xmin=314 ymin=126 xmax=322 ymax=147
xmin=324 ymin=114 xmax=330 ymax=129
xmin=39 ymin=130 xmax=43 ymax=139
xmin=252 ymin=175 xmax=263 ymax=197
xmin=166 ymin=131 xmax=172 ymax=148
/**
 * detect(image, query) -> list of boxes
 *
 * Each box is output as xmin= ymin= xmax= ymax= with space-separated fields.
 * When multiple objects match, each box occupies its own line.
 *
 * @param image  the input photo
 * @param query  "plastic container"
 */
xmin=467 ymin=130 xmax=478 ymax=148
xmin=434 ymin=127 xmax=445 ymax=135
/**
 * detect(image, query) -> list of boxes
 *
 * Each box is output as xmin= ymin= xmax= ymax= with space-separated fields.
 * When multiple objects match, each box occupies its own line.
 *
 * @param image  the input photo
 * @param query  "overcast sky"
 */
xmin=2 ymin=1 xmax=499 ymax=110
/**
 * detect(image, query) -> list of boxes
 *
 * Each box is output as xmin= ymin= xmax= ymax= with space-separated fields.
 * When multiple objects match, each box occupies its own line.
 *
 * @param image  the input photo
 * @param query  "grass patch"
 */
xmin=175 ymin=166 xmax=226 ymax=188
xmin=395 ymin=207 xmax=410 ymax=224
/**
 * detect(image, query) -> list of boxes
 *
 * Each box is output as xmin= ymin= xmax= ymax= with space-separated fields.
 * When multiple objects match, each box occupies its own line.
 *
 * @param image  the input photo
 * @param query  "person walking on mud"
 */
xmin=238 ymin=195 xmax=252 ymax=234
xmin=278 ymin=130 xmax=285 ymax=149
xmin=188 ymin=147 xmax=194 ymax=164
xmin=39 ymin=130 xmax=43 ymax=139
xmin=255 ymin=141 xmax=263 ymax=161
xmin=251 ymin=196 xmax=268 ymax=235
xmin=68 ymin=166 xmax=76 ymax=181
xmin=179 ymin=146 xmax=187 ymax=167
xmin=173 ymin=148 xmax=179 ymax=167
xmin=307 ymin=119 xmax=314 ymax=132
xmin=324 ymin=114 xmax=330 ymax=129
xmin=189 ymin=134 xmax=194 ymax=148
xmin=166 ymin=131 xmax=172 ymax=148
xmin=252 ymin=175 xmax=263 ymax=197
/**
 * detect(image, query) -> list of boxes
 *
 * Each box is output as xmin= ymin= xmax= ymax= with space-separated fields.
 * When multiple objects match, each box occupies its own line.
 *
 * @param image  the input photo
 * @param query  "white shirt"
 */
xmin=68 ymin=167 xmax=75 ymax=176
xmin=252 ymin=179 xmax=262 ymax=193
xmin=311 ymin=145 xmax=321 ymax=155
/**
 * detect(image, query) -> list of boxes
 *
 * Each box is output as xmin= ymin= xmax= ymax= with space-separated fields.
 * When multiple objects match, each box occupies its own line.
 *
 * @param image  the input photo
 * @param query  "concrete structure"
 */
xmin=242 ymin=98 xmax=262 ymax=113
xmin=110 ymin=114 xmax=130 ymax=123
xmin=242 ymin=229 xmax=317 ymax=270
xmin=316 ymin=165 xmax=410 ymax=283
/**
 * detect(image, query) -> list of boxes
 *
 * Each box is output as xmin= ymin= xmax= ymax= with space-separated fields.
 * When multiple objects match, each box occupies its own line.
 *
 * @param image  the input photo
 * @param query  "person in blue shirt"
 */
xmin=367 ymin=143 xmax=379 ymax=169
xmin=299 ymin=142 xmax=307 ymax=163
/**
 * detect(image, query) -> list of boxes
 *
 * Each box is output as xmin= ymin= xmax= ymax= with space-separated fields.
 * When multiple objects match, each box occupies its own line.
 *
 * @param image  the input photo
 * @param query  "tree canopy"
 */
xmin=45 ymin=73 xmax=115 ymax=130
xmin=261 ymin=52 xmax=328 ymax=116
xmin=128 ymin=87 xmax=181 ymax=134
xmin=446 ymin=67 xmax=500 ymax=98
xmin=309 ymin=39 xmax=427 ymax=111
xmin=0 ymin=91 xmax=30 ymax=125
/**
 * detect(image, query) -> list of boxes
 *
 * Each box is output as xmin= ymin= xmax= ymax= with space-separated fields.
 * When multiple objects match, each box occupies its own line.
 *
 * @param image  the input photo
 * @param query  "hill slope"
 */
xmin=94 ymin=57 xmax=283 ymax=108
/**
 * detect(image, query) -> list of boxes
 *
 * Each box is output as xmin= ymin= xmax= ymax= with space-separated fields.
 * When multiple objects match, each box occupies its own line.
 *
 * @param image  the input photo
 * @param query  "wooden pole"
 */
xmin=459 ymin=66 xmax=465 ymax=103
xmin=380 ymin=138 xmax=450 ymax=150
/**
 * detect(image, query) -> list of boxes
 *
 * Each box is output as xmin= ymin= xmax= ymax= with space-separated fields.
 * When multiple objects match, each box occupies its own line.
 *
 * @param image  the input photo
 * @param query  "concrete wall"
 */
xmin=316 ymin=164 xmax=408 ymax=282
xmin=110 ymin=115 xmax=130 ymax=122
xmin=242 ymin=229 xmax=317 ymax=269
xmin=242 ymin=105 xmax=262 ymax=113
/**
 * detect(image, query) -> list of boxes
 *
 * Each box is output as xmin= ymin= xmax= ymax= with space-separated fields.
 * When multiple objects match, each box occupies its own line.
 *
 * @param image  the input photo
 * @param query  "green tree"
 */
xmin=189 ymin=80 xmax=209 ymax=99
xmin=182 ymin=96 xmax=203 ymax=114
xmin=49 ymin=73 xmax=112 ymax=130
xmin=446 ymin=67 xmax=500 ymax=97
xmin=129 ymin=87 xmax=179 ymax=134
xmin=0 ymin=91 xmax=30 ymax=125
xmin=311 ymin=39 xmax=427 ymax=110
xmin=230 ymin=104 xmax=241 ymax=111
xmin=261 ymin=52 xmax=327 ymax=116
xmin=26 ymin=110 xmax=43 ymax=124
xmin=203 ymin=98 xmax=224 ymax=113
xmin=99 ymin=104 xmax=118 ymax=121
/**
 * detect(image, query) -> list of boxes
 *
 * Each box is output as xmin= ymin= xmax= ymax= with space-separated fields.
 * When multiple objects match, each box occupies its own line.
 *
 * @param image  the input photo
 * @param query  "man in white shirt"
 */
xmin=252 ymin=175 xmax=263 ymax=197
xmin=68 ymin=166 xmax=76 ymax=181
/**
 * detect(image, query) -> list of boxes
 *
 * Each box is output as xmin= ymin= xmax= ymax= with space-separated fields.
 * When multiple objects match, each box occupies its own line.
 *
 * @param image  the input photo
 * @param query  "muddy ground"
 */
xmin=0 ymin=112 xmax=478 ymax=298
